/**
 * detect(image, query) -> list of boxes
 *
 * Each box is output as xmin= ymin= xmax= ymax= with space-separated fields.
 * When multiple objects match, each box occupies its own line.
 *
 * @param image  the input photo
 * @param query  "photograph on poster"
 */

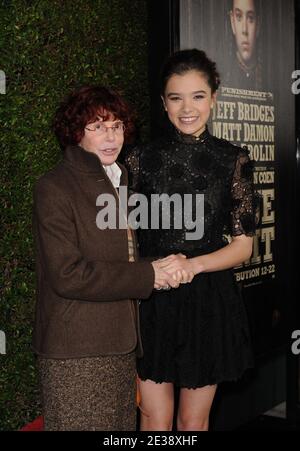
xmin=224 ymin=0 xmax=263 ymax=90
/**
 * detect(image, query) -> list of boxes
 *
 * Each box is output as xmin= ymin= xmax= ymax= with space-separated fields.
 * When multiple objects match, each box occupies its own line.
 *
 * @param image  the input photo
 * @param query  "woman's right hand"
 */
xmin=151 ymin=260 xmax=180 ymax=290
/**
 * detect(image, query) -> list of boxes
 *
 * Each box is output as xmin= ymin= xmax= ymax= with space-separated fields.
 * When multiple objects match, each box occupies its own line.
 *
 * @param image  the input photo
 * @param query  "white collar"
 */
xmin=103 ymin=162 xmax=122 ymax=188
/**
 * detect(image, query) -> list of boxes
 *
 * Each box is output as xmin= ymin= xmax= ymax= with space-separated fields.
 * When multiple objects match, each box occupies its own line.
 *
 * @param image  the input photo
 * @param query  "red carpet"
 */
xmin=20 ymin=416 xmax=44 ymax=431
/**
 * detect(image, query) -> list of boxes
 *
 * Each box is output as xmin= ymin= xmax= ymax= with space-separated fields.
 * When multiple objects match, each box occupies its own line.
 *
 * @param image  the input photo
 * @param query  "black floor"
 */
xmin=237 ymin=415 xmax=300 ymax=430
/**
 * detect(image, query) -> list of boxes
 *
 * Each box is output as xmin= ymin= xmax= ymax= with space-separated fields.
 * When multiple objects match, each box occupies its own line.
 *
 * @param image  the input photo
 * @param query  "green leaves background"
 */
xmin=0 ymin=0 xmax=149 ymax=430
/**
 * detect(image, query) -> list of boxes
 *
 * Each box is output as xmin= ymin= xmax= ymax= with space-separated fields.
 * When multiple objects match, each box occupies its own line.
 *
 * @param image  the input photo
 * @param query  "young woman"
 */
xmin=32 ymin=85 xmax=181 ymax=431
xmin=126 ymin=49 xmax=257 ymax=431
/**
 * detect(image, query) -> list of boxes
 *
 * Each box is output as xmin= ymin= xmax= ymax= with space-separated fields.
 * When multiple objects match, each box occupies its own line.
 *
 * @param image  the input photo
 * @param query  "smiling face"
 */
xmin=79 ymin=115 xmax=124 ymax=166
xmin=162 ymin=70 xmax=216 ymax=137
xmin=230 ymin=0 xmax=258 ymax=64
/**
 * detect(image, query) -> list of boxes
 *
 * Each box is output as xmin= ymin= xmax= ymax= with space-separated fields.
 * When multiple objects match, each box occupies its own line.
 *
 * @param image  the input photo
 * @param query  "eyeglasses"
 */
xmin=85 ymin=121 xmax=125 ymax=135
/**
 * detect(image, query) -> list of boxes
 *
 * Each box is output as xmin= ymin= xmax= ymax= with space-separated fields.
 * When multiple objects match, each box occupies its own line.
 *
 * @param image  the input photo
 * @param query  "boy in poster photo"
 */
xmin=225 ymin=0 xmax=263 ymax=90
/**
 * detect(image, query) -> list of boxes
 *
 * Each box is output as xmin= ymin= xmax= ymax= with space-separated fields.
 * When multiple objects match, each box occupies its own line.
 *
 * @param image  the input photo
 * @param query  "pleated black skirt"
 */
xmin=137 ymin=269 xmax=253 ymax=388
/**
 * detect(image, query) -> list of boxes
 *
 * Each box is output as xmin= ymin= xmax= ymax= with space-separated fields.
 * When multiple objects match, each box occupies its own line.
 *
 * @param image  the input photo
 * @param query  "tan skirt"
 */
xmin=38 ymin=353 xmax=136 ymax=431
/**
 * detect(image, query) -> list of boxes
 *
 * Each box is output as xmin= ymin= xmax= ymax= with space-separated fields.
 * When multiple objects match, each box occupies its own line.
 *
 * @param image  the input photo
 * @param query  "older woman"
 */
xmin=32 ymin=85 xmax=179 ymax=431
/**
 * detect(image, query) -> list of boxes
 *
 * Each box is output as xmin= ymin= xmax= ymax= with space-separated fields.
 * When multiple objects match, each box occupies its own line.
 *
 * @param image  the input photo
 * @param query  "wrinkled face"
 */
xmin=162 ymin=70 xmax=216 ymax=137
xmin=79 ymin=114 xmax=124 ymax=166
xmin=230 ymin=0 xmax=258 ymax=64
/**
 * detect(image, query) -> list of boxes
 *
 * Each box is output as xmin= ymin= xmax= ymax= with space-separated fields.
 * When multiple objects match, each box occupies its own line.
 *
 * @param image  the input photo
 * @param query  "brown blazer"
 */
xmin=32 ymin=145 xmax=154 ymax=359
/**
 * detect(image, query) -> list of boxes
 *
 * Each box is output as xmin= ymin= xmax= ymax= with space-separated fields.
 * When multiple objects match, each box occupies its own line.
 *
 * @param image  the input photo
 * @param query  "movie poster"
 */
xmin=180 ymin=0 xmax=295 ymax=354
xmin=212 ymin=87 xmax=275 ymax=287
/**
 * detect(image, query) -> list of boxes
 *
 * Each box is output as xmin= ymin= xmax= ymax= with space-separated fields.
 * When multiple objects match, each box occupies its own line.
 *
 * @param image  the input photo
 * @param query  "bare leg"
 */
xmin=177 ymin=384 xmax=217 ymax=431
xmin=138 ymin=378 xmax=174 ymax=431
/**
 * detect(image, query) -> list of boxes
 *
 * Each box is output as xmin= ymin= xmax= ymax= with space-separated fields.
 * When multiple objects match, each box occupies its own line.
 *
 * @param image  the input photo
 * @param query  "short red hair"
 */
xmin=53 ymin=85 xmax=135 ymax=149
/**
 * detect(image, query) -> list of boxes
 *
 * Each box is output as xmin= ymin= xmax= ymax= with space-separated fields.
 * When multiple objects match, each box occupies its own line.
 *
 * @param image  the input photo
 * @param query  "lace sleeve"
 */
xmin=124 ymin=146 xmax=141 ymax=192
xmin=231 ymin=148 xmax=258 ymax=236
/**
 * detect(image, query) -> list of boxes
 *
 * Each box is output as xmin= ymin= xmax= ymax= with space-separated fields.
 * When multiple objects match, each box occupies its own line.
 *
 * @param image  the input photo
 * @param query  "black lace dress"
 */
xmin=125 ymin=126 xmax=256 ymax=388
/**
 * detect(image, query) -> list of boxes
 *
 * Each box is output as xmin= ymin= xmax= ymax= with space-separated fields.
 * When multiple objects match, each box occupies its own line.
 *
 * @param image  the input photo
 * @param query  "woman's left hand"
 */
xmin=159 ymin=254 xmax=195 ymax=283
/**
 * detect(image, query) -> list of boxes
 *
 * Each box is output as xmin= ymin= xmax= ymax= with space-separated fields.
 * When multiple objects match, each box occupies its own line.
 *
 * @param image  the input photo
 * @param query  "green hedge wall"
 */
xmin=0 ymin=0 xmax=149 ymax=430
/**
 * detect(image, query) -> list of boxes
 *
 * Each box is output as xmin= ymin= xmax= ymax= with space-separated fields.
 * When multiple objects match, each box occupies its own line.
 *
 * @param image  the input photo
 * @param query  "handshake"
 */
xmin=151 ymin=253 xmax=195 ymax=291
